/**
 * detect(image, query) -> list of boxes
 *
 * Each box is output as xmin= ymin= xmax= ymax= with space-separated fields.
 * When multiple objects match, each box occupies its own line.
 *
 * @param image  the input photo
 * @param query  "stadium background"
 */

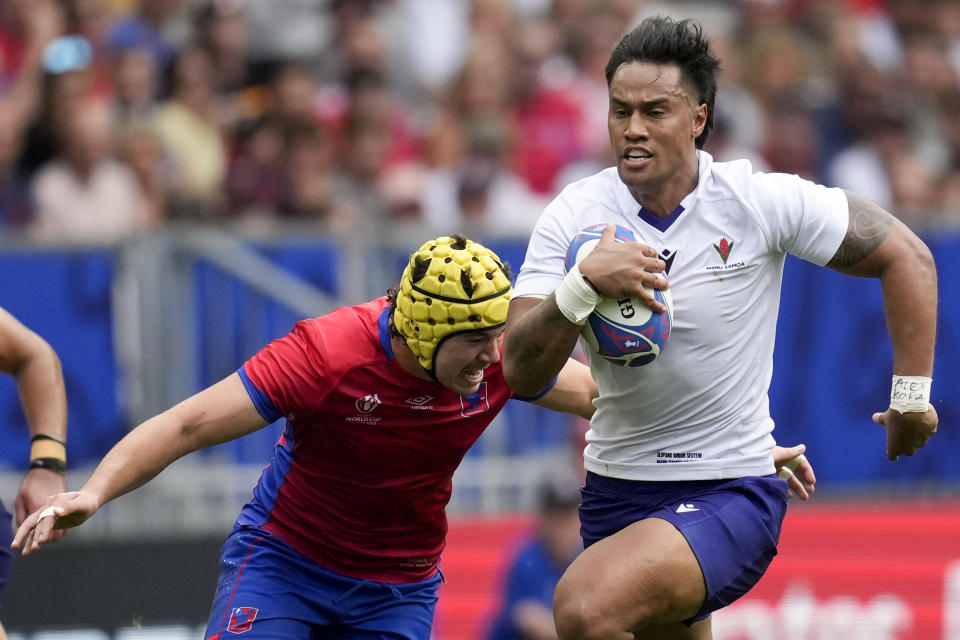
xmin=0 ymin=0 xmax=958 ymax=638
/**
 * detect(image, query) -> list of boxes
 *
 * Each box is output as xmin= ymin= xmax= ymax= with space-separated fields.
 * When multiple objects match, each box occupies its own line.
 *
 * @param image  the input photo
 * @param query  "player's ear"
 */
xmin=692 ymin=103 xmax=707 ymax=139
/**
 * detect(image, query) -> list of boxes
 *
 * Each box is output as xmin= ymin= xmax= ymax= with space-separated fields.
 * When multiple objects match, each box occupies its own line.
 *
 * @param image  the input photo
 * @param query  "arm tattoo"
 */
xmin=826 ymin=190 xmax=894 ymax=268
xmin=509 ymin=294 xmax=580 ymax=381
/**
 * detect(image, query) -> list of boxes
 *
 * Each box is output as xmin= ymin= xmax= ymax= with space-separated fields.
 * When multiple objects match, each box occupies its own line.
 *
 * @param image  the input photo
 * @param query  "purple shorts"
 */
xmin=0 ymin=498 xmax=13 ymax=612
xmin=579 ymin=473 xmax=788 ymax=620
xmin=204 ymin=526 xmax=442 ymax=639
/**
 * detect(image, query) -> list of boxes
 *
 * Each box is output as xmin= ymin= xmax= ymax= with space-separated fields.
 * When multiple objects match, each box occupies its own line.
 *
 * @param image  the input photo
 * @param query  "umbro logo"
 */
xmin=676 ymin=503 xmax=699 ymax=513
xmin=405 ymin=395 xmax=435 ymax=410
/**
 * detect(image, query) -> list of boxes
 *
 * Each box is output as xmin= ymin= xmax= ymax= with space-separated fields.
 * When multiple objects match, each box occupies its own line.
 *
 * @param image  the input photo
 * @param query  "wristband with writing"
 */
xmin=890 ymin=375 xmax=932 ymax=413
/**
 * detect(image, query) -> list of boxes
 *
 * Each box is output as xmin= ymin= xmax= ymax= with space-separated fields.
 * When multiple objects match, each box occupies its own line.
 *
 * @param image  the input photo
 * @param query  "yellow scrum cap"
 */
xmin=394 ymin=235 xmax=513 ymax=372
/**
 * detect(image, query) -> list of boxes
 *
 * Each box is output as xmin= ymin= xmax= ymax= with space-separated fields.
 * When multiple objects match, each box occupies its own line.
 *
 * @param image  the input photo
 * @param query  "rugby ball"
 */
xmin=564 ymin=224 xmax=673 ymax=367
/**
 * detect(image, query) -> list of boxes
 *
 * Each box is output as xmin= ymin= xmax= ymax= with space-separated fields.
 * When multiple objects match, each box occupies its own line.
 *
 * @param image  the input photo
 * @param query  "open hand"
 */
xmin=11 ymin=491 xmax=99 ymax=555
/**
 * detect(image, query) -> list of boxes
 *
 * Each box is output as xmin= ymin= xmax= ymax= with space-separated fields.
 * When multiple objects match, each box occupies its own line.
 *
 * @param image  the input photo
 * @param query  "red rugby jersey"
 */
xmin=236 ymin=298 xmax=517 ymax=583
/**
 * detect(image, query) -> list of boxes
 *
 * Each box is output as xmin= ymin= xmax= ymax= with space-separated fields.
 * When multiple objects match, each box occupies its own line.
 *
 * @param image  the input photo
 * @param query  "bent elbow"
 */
xmin=913 ymin=238 xmax=936 ymax=280
xmin=502 ymin=358 xmax=544 ymax=397
xmin=891 ymin=232 xmax=938 ymax=286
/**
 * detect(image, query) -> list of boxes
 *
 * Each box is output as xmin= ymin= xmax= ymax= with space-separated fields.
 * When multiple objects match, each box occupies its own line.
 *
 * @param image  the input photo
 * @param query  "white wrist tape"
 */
xmin=554 ymin=264 xmax=602 ymax=326
xmin=890 ymin=375 xmax=932 ymax=413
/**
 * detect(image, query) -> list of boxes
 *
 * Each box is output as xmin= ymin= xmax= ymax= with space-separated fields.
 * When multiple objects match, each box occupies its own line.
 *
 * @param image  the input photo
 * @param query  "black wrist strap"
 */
xmin=30 ymin=457 xmax=67 ymax=474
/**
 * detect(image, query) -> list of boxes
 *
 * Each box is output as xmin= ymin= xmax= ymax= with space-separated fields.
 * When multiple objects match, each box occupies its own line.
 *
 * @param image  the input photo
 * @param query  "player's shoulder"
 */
xmin=703 ymin=153 xmax=767 ymax=193
xmin=553 ymin=167 xmax=622 ymax=209
xmin=703 ymin=152 xmax=816 ymax=204
xmin=294 ymin=299 xmax=387 ymax=364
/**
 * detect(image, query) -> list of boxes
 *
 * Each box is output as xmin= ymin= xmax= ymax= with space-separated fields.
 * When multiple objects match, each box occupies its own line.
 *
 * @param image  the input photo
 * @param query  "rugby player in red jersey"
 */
xmin=13 ymin=235 xmax=813 ymax=639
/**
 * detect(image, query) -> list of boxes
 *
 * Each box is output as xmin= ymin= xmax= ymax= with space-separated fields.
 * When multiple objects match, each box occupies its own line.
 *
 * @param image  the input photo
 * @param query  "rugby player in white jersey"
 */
xmin=502 ymin=16 xmax=939 ymax=640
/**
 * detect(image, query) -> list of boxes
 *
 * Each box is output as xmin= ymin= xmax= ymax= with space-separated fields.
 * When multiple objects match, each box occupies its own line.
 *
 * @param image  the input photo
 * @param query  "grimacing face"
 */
xmin=433 ymin=326 xmax=505 ymax=396
xmin=607 ymin=61 xmax=706 ymax=201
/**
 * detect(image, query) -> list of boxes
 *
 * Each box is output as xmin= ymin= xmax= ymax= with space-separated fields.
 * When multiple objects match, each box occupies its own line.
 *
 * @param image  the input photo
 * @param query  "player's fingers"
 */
xmin=46 ymin=529 xmax=67 ymax=543
xmin=886 ymin=444 xmax=899 ymax=462
xmin=777 ymin=451 xmax=813 ymax=498
xmin=644 ymin=264 xmax=669 ymax=289
xmin=29 ymin=511 xmax=59 ymax=551
xmin=11 ymin=516 xmax=35 ymax=549
xmin=776 ymin=444 xmax=805 ymax=461
xmin=599 ymin=223 xmax=616 ymax=243
xmin=17 ymin=526 xmax=41 ymax=556
xmin=789 ymin=474 xmax=809 ymax=500
xmin=630 ymin=271 xmax=666 ymax=312
xmin=778 ymin=452 xmax=807 ymax=476
xmin=635 ymin=286 xmax=667 ymax=314
xmin=792 ymin=476 xmax=810 ymax=500
xmin=25 ymin=525 xmax=49 ymax=555
xmin=12 ymin=504 xmax=63 ymax=551
xmin=639 ymin=244 xmax=659 ymax=259
xmin=796 ymin=462 xmax=816 ymax=498
xmin=16 ymin=529 xmax=32 ymax=556
xmin=873 ymin=412 xmax=885 ymax=425
xmin=800 ymin=460 xmax=816 ymax=491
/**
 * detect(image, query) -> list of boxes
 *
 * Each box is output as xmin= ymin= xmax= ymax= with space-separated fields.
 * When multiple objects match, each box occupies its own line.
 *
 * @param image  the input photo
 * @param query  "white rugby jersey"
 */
xmin=515 ymin=151 xmax=849 ymax=480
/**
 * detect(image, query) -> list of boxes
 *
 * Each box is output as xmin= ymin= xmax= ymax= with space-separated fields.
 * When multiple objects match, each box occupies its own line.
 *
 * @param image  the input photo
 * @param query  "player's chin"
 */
xmin=456 ymin=380 xmax=483 ymax=395
xmin=450 ymin=371 xmax=484 ymax=395
xmin=616 ymin=161 xmax=650 ymax=186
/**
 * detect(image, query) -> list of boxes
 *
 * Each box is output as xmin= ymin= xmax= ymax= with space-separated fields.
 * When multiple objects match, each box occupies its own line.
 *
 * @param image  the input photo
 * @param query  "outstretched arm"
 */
xmin=0 ymin=308 xmax=68 ymax=535
xmin=827 ymin=190 xmax=938 ymax=460
xmin=12 ymin=372 xmax=268 ymax=554
xmin=531 ymin=357 xmax=598 ymax=420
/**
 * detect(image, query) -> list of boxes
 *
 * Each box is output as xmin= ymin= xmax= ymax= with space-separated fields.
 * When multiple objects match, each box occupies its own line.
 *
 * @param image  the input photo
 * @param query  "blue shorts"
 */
xmin=579 ymin=473 xmax=788 ymax=619
xmin=204 ymin=527 xmax=442 ymax=639
xmin=0 ymin=498 xmax=13 ymax=612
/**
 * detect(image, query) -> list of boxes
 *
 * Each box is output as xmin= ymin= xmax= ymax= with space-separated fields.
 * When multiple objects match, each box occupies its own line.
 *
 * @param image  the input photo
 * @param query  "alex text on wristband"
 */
xmin=554 ymin=264 xmax=602 ymax=325
xmin=889 ymin=375 xmax=932 ymax=413
xmin=30 ymin=457 xmax=67 ymax=474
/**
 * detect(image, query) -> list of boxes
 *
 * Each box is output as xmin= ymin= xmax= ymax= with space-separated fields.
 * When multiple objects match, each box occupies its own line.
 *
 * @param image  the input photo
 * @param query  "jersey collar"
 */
xmin=614 ymin=150 xmax=713 ymax=232
xmin=378 ymin=305 xmax=395 ymax=360
xmin=638 ymin=204 xmax=685 ymax=231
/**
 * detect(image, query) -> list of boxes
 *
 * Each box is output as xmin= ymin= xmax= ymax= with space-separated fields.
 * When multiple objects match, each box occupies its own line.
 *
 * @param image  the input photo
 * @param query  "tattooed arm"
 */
xmin=826 ymin=190 xmax=937 ymax=373
xmin=827 ymin=190 xmax=938 ymax=459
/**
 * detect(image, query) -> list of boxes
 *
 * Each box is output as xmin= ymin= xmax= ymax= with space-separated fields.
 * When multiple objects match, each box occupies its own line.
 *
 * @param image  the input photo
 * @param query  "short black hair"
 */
xmin=605 ymin=16 xmax=721 ymax=149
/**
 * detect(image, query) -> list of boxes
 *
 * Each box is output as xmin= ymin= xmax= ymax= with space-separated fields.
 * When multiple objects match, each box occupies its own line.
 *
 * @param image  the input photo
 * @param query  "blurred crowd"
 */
xmin=1 ymin=0 xmax=959 ymax=244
